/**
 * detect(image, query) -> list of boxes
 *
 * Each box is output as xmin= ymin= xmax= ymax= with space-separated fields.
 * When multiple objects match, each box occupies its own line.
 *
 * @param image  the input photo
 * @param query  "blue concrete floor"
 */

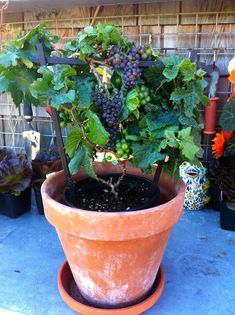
xmin=0 ymin=198 xmax=235 ymax=315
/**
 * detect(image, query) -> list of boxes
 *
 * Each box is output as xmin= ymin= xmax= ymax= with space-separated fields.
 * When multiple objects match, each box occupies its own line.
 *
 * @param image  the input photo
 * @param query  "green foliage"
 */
xmin=30 ymin=65 xmax=76 ymax=108
xmin=76 ymin=77 xmax=94 ymax=109
xmin=131 ymin=142 xmax=165 ymax=174
xmin=0 ymin=24 xmax=58 ymax=106
xmin=219 ymin=97 xmax=235 ymax=132
xmin=68 ymin=142 xmax=97 ymax=179
xmin=0 ymin=23 xmax=208 ymax=181
xmin=142 ymin=65 xmax=164 ymax=89
xmin=126 ymin=88 xmax=139 ymax=111
xmin=225 ymin=135 xmax=235 ymax=156
xmin=65 ymin=129 xmax=83 ymax=158
xmin=86 ymin=110 xmax=110 ymax=147
xmin=69 ymin=23 xmax=129 ymax=61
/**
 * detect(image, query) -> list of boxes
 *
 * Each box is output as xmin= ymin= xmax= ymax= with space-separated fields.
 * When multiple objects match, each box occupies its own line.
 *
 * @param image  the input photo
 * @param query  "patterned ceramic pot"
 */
xmin=179 ymin=162 xmax=210 ymax=210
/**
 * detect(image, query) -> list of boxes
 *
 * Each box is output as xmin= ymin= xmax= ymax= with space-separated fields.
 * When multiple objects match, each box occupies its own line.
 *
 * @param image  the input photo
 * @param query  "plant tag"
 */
xmin=23 ymin=130 xmax=40 ymax=161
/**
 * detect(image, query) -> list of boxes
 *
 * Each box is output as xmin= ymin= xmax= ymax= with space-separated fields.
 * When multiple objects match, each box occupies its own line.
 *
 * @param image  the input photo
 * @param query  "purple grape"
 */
xmin=92 ymin=89 xmax=122 ymax=149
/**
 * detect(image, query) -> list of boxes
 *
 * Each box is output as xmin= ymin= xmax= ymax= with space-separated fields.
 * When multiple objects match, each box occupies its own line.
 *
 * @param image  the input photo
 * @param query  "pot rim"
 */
xmin=41 ymin=170 xmax=185 ymax=218
xmin=41 ymin=164 xmax=186 ymax=240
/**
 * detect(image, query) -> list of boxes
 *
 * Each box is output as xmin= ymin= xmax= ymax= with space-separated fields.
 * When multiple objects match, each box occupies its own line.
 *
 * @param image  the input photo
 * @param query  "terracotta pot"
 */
xmin=204 ymin=97 xmax=219 ymax=134
xmin=41 ymin=163 xmax=185 ymax=309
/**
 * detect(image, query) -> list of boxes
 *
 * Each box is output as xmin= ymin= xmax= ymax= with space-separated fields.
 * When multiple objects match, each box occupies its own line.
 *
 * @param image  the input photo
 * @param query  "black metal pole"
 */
xmin=50 ymin=108 xmax=75 ymax=191
xmin=36 ymin=43 xmax=75 ymax=195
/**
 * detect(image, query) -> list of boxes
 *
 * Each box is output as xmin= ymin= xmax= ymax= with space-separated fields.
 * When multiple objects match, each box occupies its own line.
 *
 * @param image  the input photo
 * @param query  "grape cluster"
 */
xmin=138 ymin=45 xmax=153 ymax=61
xmin=115 ymin=138 xmax=131 ymax=160
xmin=108 ymin=46 xmax=141 ymax=90
xmin=92 ymin=89 xmax=122 ymax=149
xmin=59 ymin=107 xmax=72 ymax=128
xmin=137 ymin=85 xmax=151 ymax=106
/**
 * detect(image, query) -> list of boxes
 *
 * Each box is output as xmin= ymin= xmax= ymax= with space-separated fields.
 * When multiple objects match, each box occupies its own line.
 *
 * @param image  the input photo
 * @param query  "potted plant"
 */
xmin=210 ymin=93 xmax=235 ymax=230
xmin=204 ymin=65 xmax=220 ymax=135
xmin=0 ymin=148 xmax=32 ymax=218
xmin=32 ymin=146 xmax=62 ymax=214
xmin=0 ymin=24 xmax=209 ymax=313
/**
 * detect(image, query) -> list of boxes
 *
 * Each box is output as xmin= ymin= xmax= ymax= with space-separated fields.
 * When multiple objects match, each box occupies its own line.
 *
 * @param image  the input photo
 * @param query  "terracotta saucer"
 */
xmin=58 ymin=261 xmax=164 ymax=315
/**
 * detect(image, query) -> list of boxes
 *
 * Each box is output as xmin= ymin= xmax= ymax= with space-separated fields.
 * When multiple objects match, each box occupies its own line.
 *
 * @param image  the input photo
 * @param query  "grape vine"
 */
xmin=0 ymin=23 xmax=209 ymax=183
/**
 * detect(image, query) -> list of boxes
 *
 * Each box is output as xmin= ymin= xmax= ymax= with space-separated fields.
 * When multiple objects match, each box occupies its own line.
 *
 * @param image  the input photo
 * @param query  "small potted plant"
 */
xmin=0 ymin=24 xmax=209 ymax=313
xmin=32 ymin=146 xmax=62 ymax=214
xmin=210 ymin=93 xmax=235 ymax=230
xmin=0 ymin=148 xmax=32 ymax=218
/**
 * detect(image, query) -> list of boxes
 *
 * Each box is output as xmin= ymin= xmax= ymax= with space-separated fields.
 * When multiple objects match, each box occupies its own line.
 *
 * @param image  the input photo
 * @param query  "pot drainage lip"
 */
xmin=58 ymin=260 xmax=165 ymax=315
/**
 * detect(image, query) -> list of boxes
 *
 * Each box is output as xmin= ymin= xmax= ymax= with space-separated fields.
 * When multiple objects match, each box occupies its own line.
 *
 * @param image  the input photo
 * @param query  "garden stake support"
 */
xmin=36 ymin=43 xmax=76 ymax=198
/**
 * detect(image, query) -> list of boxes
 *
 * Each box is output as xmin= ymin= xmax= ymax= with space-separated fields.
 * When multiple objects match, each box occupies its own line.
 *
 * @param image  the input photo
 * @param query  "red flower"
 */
xmin=45 ymin=106 xmax=52 ymax=116
xmin=212 ymin=131 xmax=226 ymax=159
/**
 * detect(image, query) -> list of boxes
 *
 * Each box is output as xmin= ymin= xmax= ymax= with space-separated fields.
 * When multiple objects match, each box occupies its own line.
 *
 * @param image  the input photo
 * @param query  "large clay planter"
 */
xmin=41 ymin=163 xmax=185 ymax=309
xmin=204 ymin=97 xmax=219 ymax=135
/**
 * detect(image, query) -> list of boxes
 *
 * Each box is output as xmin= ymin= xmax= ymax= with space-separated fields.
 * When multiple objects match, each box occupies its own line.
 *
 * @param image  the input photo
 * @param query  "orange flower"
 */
xmin=228 ymin=69 xmax=235 ymax=84
xmin=212 ymin=131 xmax=226 ymax=159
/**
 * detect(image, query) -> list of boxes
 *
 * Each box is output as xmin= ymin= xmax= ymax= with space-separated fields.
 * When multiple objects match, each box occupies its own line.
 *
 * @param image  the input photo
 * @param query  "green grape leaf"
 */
xmin=51 ymin=90 xmax=75 ymax=108
xmin=163 ymin=67 xmax=179 ymax=81
xmin=3 ymin=67 xmax=38 ymax=106
xmin=96 ymin=23 xmax=123 ymax=49
xmin=69 ymin=142 xmax=97 ymax=179
xmin=126 ymin=88 xmax=139 ymax=111
xmin=0 ymin=75 xmax=10 ymax=93
xmin=147 ymin=110 xmax=179 ymax=131
xmin=65 ymin=129 xmax=83 ymax=158
xmin=178 ymin=59 xmax=197 ymax=81
xmin=162 ymin=55 xmax=184 ymax=68
xmin=142 ymin=65 xmax=164 ymax=88
xmin=165 ymin=130 xmax=178 ymax=148
xmin=86 ymin=110 xmax=109 ymax=146
xmin=65 ymin=39 xmax=79 ymax=52
xmin=30 ymin=65 xmax=76 ymax=108
xmin=80 ymin=45 xmax=96 ymax=55
xmin=178 ymin=127 xmax=199 ymax=161
xmin=0 ymin=51 xmax=18 ymax=67
xmin=131 ymin=142 xmax=165 ymax=174
xmin=76 ymin=77 xmax=94 ymax=109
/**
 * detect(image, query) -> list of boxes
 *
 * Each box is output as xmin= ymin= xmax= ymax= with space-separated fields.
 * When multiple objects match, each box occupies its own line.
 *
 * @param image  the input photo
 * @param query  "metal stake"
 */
xmin=36 ymin=43 xmax=75 ymax=195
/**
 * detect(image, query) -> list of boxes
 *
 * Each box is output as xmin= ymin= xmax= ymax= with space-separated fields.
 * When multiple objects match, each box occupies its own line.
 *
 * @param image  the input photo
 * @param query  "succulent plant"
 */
xmin=0 ymin=148 xmax=32 ymax=195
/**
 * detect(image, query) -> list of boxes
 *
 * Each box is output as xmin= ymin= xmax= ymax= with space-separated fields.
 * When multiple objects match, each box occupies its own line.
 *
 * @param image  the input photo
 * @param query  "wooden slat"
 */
xmin=24 ymin=7 xmax=90 ymax=29
xmin=138 ymin=2 xmax=180 ymax=25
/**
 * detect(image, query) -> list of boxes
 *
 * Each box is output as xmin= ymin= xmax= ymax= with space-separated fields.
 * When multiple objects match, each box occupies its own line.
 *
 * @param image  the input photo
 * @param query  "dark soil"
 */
xmin=64 ymin=174 xmax=160 ymax=212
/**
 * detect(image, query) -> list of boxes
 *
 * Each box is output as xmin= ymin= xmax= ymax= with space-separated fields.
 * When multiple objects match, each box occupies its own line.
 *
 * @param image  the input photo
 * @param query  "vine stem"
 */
xmin=86 ymin=56 xmax=114 ymax=66
xmin=80 ymin=55 xmax=126 ymax=197
xmin=79 ymin=124 xmax=126 ymax=198
xmin=95 ymin=160 xmax=127 ymax=199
